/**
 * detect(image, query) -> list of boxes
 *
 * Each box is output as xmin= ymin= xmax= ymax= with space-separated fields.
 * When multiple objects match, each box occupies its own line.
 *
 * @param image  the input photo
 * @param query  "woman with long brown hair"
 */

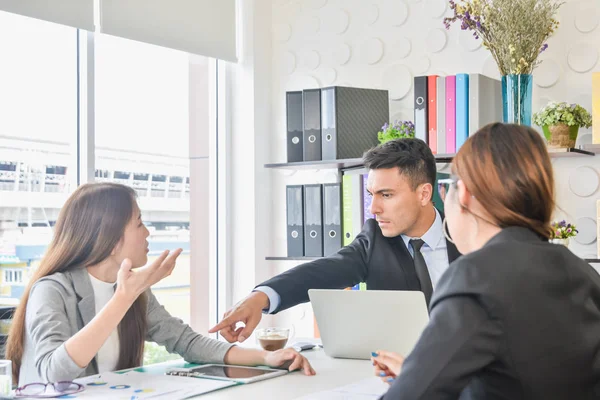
xmin=7 ymin=183 xmax=314 ymax=386
xmin=371 ymin=123 xmax=600 ymax=399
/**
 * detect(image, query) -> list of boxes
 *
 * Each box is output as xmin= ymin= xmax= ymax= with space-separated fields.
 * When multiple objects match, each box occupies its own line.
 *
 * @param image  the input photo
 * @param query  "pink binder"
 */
xmin=445 ymin=76 xmax=456 ymax=154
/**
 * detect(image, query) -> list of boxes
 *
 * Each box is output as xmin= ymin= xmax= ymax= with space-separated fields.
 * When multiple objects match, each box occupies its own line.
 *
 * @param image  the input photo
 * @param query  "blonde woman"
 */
xmin=7 ymin=183 xmax=314 ymax=386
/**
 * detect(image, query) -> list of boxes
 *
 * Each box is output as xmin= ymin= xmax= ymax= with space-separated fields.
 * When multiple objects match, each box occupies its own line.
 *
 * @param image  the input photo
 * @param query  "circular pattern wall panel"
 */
xmin=574 ymin=217 xmax=597 ymax=245
xmin=482 ymin=56 xmax=501 ymax=79
xmin=360 ymin=38 xmax=385 ymax=64
xmin=458 ymin=29 xmax=482 ymax=52
xmin=333 ymin=43 xmax=352 ymax=65
xmin=387 ymin=2 xmax=409 ymax=27
xmin=381 ymin=64 xmax=413 ymax=100
xmin=284 ymin=51 xmax=297 ymax=74
xmin=307 ymin=0 xmax=328 ymax=10
xmin=575 ymin=94 xmax=592 ymax=112
xmin=575 ymin=3 xmax=599 ymax=33
xmin=394 ymin=37 xmax=412 ymax=59
xmin=535 ymin=96 xmax=552 ymax=112
xmin=414 ymin=56 xmax=431 ymax=74
xmin=426 ymin=29 xmax=448 ymax=53
xmin=321 ymin=67 xmax=337 ymax=85
xmin=304 ymin=50 xmax=321 ymax=70
xmin=367 ymin=4 xmax=380 ymax=25
xmin=290 ymin=1 xmax=303 ymax=17
xmin=332 ymin=9 xmax=350 ymax=34
xmin=274 ymin=23 xmax=292 ymax=42
xmin=427 ymin=0 xmax=447 ymax=18
xmin=567 ymin=43 xmax=599 ymax=73
xmin=569 ymin=166 xmax=599 ymax=197
xmin=307 ymin=16 xmax=321 ymax=33
xmin=428 ymin=69 xmax=448 ymax=77
xmin=391 ymin=109 xmax=414 ymax=122
xmin=535 ymin=59 xmax=561 ymax=88
xmin=286 ymin=75 xmax=321 ymax=91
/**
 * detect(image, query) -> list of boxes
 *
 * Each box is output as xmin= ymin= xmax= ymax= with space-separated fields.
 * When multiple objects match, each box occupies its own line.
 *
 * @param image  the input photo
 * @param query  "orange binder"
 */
xmin=428 ymin=75 xmax=439 ymax=153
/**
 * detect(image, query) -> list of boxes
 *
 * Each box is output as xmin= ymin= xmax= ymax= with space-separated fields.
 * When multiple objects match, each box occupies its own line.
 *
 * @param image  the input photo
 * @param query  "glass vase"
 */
xmin=501 ymin=74 xmax=533 ymax=126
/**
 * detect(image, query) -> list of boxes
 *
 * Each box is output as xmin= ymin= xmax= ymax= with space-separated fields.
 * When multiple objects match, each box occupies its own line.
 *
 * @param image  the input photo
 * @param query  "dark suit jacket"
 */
xmin=384 ymin=226 xmax=600 ymax=400
xmin=260 ymin=216 xmax=461 ymax=313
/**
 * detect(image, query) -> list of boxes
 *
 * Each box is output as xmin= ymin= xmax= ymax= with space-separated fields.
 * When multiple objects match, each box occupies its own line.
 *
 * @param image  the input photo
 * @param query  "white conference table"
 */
xmin=141 ymin=347 xmax=382 ymax=399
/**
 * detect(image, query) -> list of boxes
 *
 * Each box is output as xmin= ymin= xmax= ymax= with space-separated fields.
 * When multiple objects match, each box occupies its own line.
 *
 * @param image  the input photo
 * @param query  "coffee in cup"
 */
xmin=255 ymin=328 xmax=291 ymax=351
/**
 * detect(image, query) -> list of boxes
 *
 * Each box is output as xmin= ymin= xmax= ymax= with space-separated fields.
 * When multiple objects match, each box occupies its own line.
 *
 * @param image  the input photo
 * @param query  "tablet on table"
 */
xmin=166 ymin=364 xmax=288 ymax=384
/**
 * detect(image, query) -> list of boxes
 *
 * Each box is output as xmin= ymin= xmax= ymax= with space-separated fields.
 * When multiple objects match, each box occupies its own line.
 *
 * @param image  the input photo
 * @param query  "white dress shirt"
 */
xmin=257 ymin=209 xmax=450 ymax=313
xmin=401 ymin=209 xmax=449 ymax=289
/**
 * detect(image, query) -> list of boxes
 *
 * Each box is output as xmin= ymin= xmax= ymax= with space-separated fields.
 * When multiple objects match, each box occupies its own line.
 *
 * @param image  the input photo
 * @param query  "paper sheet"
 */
xmin=70 ymin=371 xmax=235 ymax=399
xmin=296 ymin=377 xmax=388 ymax=400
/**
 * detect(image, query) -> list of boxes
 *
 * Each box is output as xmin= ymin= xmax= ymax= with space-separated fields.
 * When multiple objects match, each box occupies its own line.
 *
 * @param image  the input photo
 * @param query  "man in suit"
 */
xmin=209 ymin=138 xmax=461 ymax=343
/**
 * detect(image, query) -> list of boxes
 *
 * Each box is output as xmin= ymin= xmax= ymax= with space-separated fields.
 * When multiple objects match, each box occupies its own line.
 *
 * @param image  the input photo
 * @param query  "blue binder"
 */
xmin=455 ymin=74 xmax=469 ymax=150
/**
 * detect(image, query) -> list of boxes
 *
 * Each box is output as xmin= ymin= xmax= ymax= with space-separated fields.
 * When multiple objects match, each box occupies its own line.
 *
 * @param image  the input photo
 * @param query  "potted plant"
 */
xmin=533 ymin=102 xmax=593 ymax=148
xmin=549 ymin=220 xmax=578 ymax=247
xmin=443 ymin=0 xmax=563 ymax=126
xmin=377 ymin=120 xmax=415 ymax=144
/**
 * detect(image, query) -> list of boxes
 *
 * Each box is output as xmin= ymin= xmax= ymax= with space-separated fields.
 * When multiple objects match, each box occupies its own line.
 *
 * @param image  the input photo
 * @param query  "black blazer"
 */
xmin=384 ymin=226 xmax=600 ymax=400
xmin=260 ymin=216 xmax=461 ymax=313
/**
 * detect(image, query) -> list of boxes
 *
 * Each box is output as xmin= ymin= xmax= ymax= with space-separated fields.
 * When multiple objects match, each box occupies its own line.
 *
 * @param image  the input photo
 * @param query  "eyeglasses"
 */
xmin=437 ymin=177 xmax=458 ymax=202
xmin=15 ymin=381 xmax=84 ymax=398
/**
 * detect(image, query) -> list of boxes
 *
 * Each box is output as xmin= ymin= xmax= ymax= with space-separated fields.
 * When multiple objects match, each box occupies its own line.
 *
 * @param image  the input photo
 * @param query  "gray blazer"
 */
xmin=19 ymin=267 xmax=233 ymax=386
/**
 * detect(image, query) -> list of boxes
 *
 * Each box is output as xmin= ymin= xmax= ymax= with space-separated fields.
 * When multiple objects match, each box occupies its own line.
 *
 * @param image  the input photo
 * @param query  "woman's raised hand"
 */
xmin=116 ymin=249 xmax=183 ymax=303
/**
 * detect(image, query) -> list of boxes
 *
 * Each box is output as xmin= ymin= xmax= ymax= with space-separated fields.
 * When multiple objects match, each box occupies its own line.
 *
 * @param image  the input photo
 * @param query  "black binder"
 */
xmin=303 ymin=184 xmax=323 ymax=257
xmin=322 ymin=183 xmax=342 ymax=256
xmin=286 ymin=185 xmax=304 ymax=257
xmin=303 ymin=89 xmax=322 ymax=162
xmin=286 ymin=91 xmax=303 ymax=162
xmin=414 ymin=76 xmax=429 ymax=143
xmin=321 ymin=86 xmax=389 ymax=160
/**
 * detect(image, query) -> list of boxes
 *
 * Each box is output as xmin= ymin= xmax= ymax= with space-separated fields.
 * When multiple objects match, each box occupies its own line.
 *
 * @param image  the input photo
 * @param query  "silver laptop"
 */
xmin=308 ymin=289 xmax=430 ymax=360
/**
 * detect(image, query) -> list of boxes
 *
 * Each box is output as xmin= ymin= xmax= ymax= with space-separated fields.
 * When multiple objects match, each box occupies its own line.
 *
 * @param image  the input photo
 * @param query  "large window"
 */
xmin=0 ymin=11 xmax=216 ymax=365
xmin=95 ymin=35 xmax=196 ymax=364
xmin=0 ymin=11 xmax=77 ymax=302
xmin=95 ymin=34 xmax=192 ymax=326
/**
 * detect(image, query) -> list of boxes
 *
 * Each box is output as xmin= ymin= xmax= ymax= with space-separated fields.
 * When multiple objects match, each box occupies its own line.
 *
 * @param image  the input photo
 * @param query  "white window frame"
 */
xmin=3 ymin=268 xmax=24 ymax=285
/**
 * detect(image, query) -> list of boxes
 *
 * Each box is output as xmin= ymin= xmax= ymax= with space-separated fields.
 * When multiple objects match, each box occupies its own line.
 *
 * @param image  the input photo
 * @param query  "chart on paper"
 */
xmin=73 ymin=370 xmax=235 ymax=399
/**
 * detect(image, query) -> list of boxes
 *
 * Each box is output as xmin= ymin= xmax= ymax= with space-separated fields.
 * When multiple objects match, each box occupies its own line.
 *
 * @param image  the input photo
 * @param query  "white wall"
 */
xmin=229 ymin=0 xmax=600 ymax=337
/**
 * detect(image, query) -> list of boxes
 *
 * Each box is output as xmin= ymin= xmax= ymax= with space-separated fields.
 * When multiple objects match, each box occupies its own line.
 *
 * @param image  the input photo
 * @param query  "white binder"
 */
xmin=468 ymin=74 xmax=502 ymax=135
xmin=436 ymin=76 xmax=446 ymax=154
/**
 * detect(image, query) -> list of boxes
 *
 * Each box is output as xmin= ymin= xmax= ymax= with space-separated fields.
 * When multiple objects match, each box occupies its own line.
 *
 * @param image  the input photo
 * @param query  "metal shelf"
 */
xmin=265 ymin=147 xmax=595 ymax=170
xmin=264 ymin=158 xmax=363 ymax=170
xmin=547 ymin=148 xmax=595 ymax=157
xmin=264 ymin=154 xmax=454 ymax=170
